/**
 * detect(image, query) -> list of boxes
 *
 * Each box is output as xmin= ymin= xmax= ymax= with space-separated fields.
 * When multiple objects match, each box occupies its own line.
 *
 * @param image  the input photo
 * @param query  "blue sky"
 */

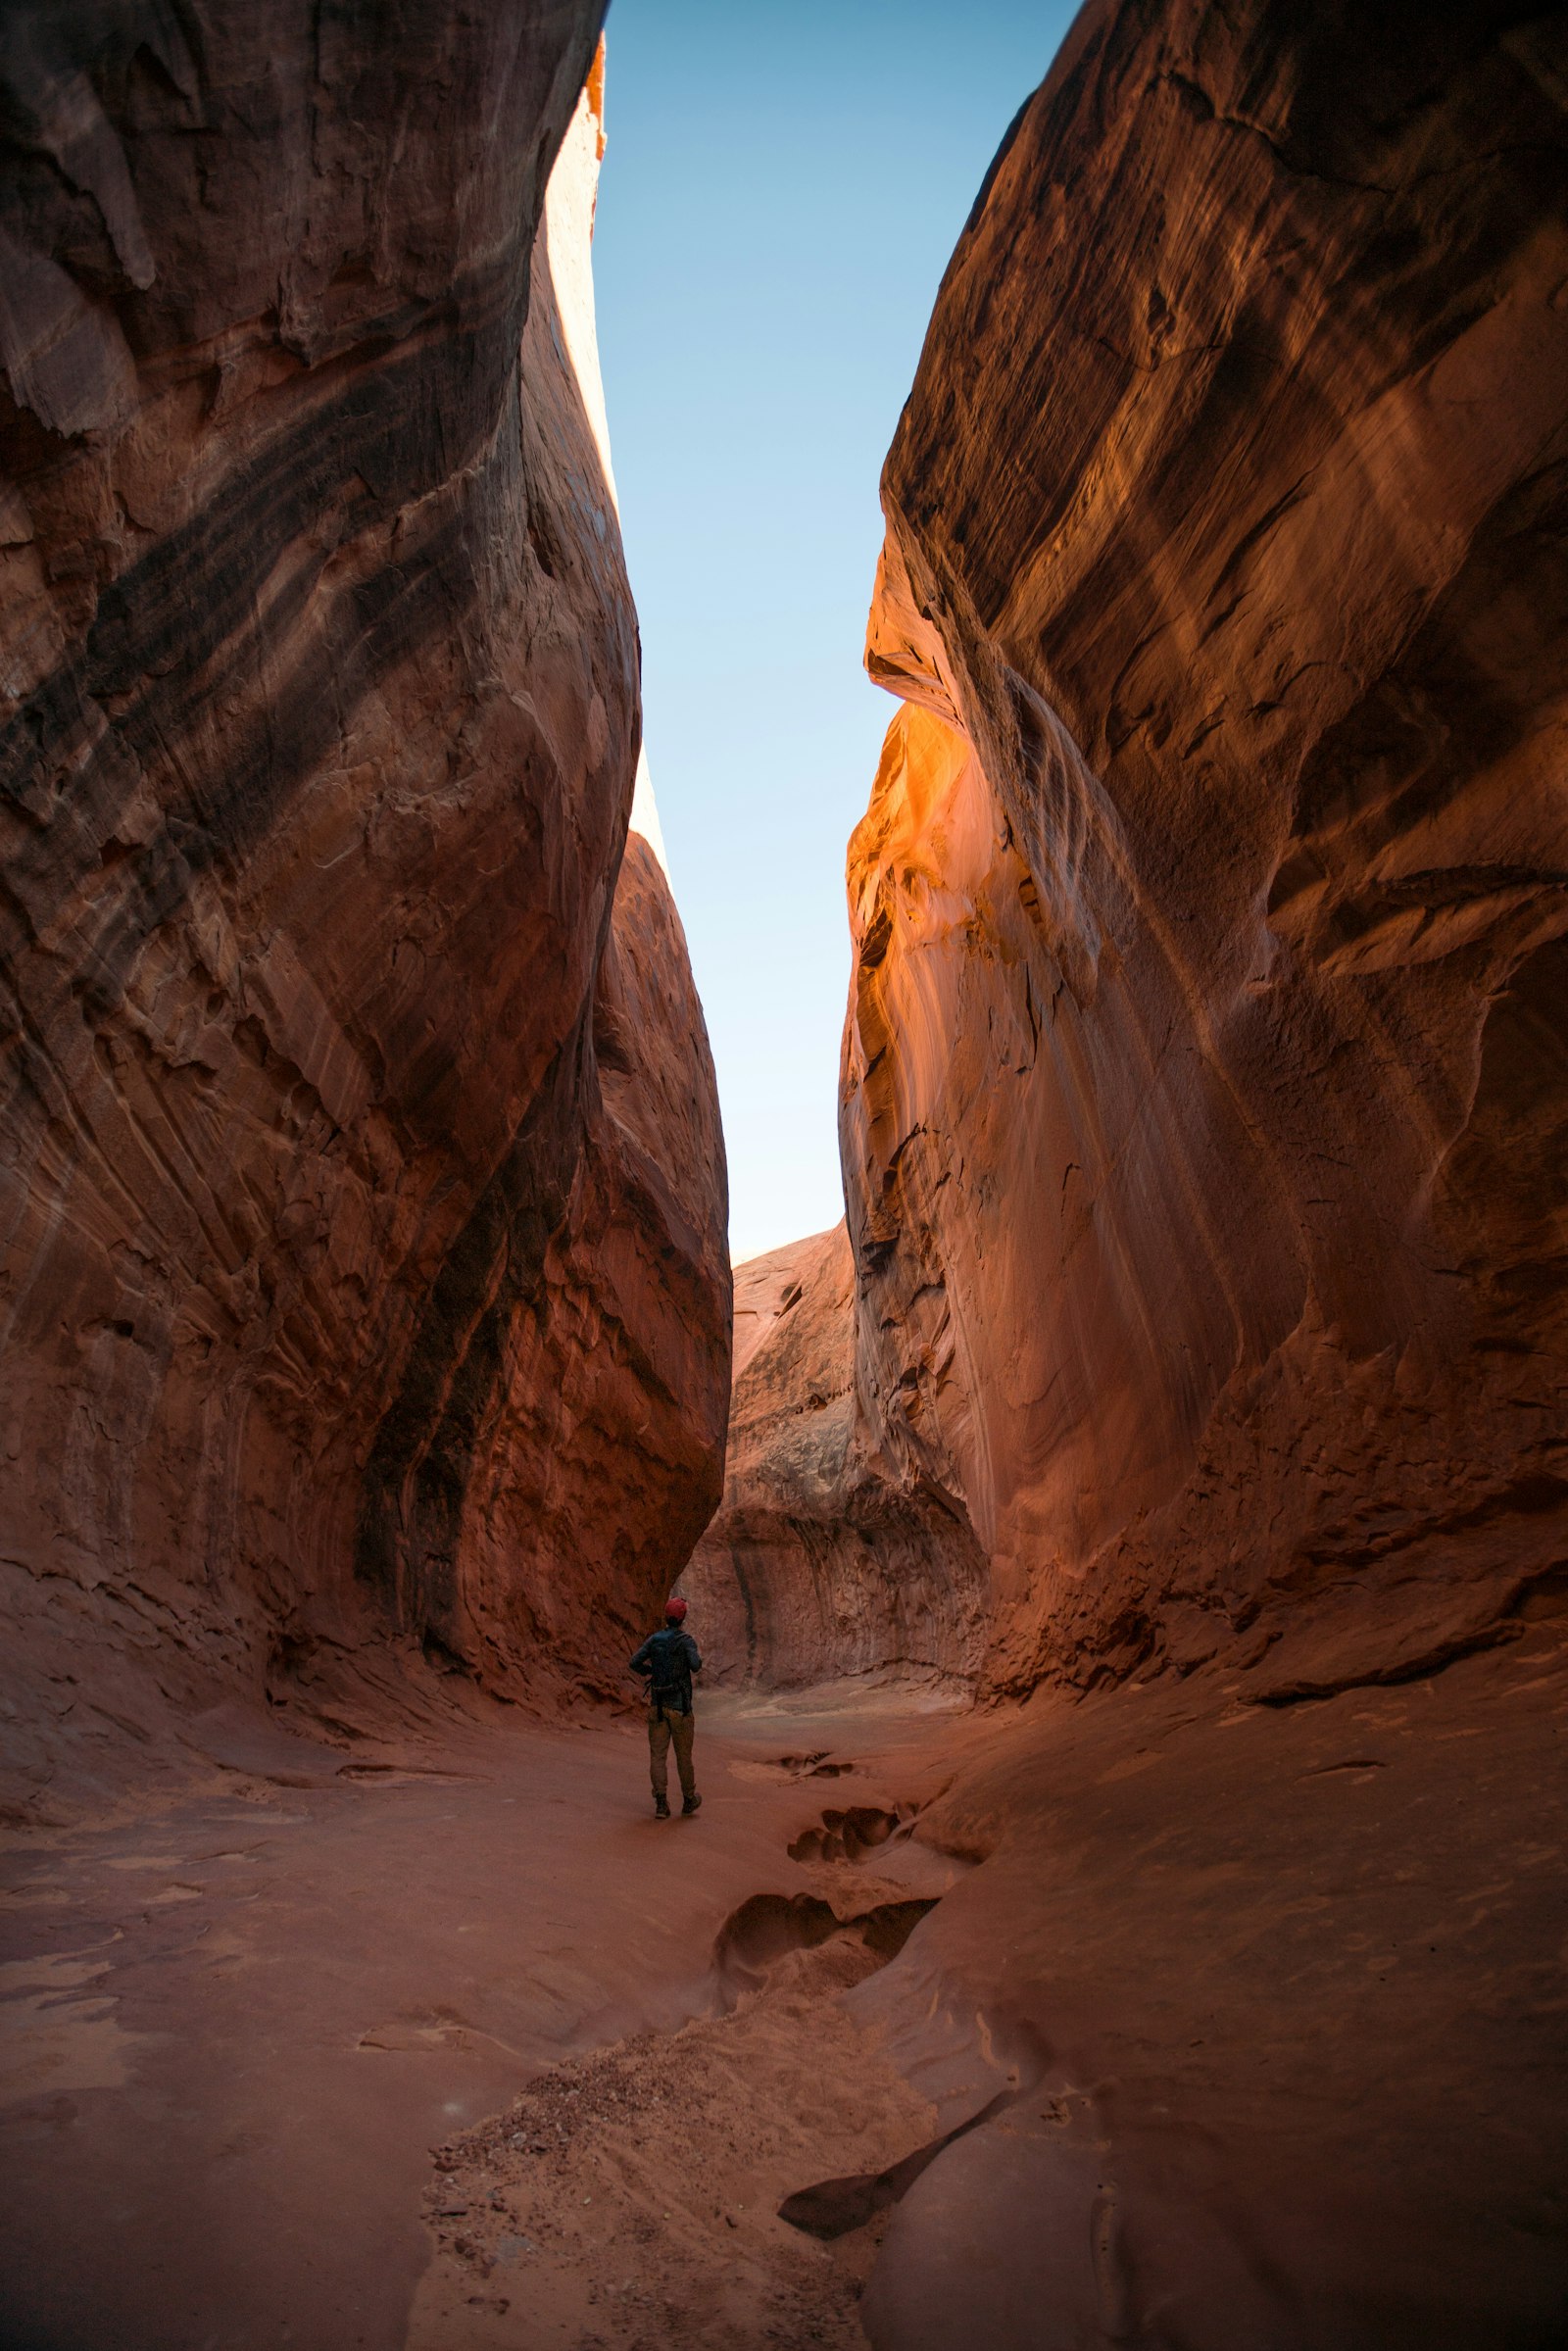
xmin=595 ymin=0 xmax=1074 ymax=1264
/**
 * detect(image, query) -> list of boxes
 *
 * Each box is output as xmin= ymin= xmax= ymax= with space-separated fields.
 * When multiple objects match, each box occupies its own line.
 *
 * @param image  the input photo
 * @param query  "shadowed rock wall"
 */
xmin=0 ymin=6 xmax=730 ymax=1782
xmin=845 ymin=0 xmax=1568 ymax=1697
xmin=683 ymin=1225 xmax=987 ymax=1690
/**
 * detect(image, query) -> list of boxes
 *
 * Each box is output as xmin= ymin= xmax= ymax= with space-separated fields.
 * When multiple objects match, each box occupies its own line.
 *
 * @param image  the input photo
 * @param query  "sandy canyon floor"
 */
xmin=2 ymin=1631 xmax=1566 ymax=2351
xmin=0 ymin=1681 xmax=975 ymax=2351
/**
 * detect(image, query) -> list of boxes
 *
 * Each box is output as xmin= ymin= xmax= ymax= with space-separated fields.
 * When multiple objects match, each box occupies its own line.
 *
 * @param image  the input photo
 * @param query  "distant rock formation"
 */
xmin=731 ymin=1235 xmax=829 ymax=1385
xmin=845 ymin=0 xmax=1568 ymax=1697
xmin=683 ymin=1225 xmax=986 ymax=1690
xmin=0 ymin=6 xmax=729 ymax=1785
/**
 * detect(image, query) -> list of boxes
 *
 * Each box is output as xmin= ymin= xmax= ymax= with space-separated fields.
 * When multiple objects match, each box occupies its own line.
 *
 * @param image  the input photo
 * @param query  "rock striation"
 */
xmin=846 ymin=0 xmax=1568 ymax=1699
xmin=683 ymin=1225 xmax=986 ymax=1690
xmin=0 ymin=8 xmax=729 ymax=1788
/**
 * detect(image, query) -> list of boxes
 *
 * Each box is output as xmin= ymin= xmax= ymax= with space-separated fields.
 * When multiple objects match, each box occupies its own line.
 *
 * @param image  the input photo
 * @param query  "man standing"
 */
xmin=630 ymin=1596 xmax=702 ymax=1819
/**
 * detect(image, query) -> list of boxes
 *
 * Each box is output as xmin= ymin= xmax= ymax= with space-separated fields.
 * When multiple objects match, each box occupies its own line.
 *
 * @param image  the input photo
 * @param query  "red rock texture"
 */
xmin=846 ymin=0 xmax=1568 ymax=1699
xmin=731 ymin=1233 xmax=831 ymax=1384
xmin=0 ymin=8 xmax=729 ymax=1789
xmin=683 ymin=1225 xmax=987 ymax=1690
xmin=856 ymin=1626 xmax=1568 ymax=2350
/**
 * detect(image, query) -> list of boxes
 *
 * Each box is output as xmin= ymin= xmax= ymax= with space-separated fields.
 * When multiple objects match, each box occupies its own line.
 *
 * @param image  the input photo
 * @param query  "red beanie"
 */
xmin=664 ymin=1595 xmax=688 ymax=1621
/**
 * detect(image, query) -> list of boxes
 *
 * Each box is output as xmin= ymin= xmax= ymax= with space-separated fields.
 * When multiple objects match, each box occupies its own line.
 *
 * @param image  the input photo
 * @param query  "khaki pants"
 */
xmin=648 ymin=1704 xmax=696 ymax=1801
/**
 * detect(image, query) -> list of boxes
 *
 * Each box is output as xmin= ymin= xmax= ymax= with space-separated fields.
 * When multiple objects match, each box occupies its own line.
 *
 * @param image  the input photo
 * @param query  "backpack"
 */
xmin=646 ymin=1628 xmax=691 ymax=1705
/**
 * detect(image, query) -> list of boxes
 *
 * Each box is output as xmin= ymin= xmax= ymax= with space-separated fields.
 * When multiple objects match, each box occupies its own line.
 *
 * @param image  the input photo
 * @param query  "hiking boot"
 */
xmin=681 ymin=1792 xmax=702 ymax=1816
xmin=654 ymin=1794 xmax=670 ymax=1819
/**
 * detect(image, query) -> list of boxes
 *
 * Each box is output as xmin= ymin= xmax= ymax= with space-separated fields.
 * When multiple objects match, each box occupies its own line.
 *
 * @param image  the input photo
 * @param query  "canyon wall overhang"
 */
xmin=0 ymin=7 xmax=731 ymax=1784
xmin=683 ymin=1225 xmax=988 ymax=1691
xmin=847 ymin=0 xmax=1568 ymax=1696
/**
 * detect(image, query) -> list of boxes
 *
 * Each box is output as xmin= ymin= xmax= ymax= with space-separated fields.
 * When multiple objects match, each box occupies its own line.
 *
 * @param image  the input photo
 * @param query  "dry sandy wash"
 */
xmin=4 ymin=0 xmax=1568 ymax=2345
xmin=2 ymin=1645 xmax=1564 ymax=2348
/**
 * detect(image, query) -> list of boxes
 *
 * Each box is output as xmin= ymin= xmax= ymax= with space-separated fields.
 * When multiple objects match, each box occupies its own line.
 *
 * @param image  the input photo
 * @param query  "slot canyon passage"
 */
xmin=1 ymin=0 xmax=1566 ymax=2344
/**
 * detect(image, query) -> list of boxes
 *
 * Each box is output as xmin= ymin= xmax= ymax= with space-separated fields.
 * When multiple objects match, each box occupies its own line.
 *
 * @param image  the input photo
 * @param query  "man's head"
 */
xmin=664 ymin=1595 xmax=688 ymax=1623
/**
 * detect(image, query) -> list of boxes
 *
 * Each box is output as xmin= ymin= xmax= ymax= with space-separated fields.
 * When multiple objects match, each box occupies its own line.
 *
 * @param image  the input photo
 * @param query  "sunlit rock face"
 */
xmin=0 ymin=7 xmax=729 ymax=1774
xmin=847 ymin=0 xmax=1568 ymax=1697
xmin=683 ymin=1225 xmax=987 ymax=1690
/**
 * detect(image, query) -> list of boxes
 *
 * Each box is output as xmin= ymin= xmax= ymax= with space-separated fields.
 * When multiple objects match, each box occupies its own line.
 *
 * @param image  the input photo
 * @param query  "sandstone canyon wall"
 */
xmin=843 ymin=0 xmax=1568 ymax=1700
xmin=0 ymin=6 xmax=730 ymax=1791
xmin=682 ymin=1225 xmax=987 ymax=1690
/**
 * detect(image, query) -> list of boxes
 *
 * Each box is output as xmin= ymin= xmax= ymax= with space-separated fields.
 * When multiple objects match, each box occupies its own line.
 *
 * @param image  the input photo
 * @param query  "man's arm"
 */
xmin=629 ymin=1635 xmax=654 ymax=1676
xmin=681 ymin=1631 xmax=702 ymax=1675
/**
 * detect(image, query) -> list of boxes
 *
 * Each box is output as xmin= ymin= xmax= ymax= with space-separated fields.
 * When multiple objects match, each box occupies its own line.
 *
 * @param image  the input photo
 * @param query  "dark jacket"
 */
xmin=631 ymin=1626 xmax=702 ymax=1716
